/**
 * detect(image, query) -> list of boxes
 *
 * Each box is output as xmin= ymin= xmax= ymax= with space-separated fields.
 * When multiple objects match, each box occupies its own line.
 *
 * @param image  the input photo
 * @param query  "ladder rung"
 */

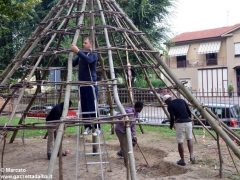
xmin=86 ymin=162 xmax=109 ymax=165
xmin=85 ymin=152 xmax=106 ymax=156
xmin=85 ymin=142 xmax=104 ymax=145
xmin=78 ymin=111 xmax=97 ymax=114
xmin=82 ymin=134 xmax=102 ymax=137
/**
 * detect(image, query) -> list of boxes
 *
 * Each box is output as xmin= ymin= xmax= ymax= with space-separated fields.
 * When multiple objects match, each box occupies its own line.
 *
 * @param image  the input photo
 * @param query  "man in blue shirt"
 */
xmin=71 ymin=37 xmax=99 ymax=136
xmin=163 ymin=94 xmax=195 ymax=166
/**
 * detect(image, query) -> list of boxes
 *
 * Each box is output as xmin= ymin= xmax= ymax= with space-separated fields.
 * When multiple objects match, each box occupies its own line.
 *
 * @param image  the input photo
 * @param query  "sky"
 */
xmin=169 ymin=0 xmax=240 ymax=36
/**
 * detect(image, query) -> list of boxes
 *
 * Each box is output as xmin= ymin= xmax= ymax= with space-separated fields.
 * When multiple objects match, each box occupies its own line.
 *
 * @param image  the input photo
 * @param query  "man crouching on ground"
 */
xmin=115 ymin=101 xmax=143 ymax=166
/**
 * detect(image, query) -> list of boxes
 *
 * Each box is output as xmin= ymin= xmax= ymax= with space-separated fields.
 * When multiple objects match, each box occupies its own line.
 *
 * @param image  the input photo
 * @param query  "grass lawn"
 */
xmin=1 ymin=116 xmax=233 ymax=140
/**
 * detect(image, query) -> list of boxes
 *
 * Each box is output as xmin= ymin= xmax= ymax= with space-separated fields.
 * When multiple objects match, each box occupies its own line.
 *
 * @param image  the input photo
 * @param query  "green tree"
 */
xmin=0 ymin=0 xmax=41 ymax=71
xmin=35 ymin=0 xmax=58 ymax=20
xmin=0 ymin=0 xmax=41 ymax=33
xmin=119 ymin=0 xmax=174 ymax=47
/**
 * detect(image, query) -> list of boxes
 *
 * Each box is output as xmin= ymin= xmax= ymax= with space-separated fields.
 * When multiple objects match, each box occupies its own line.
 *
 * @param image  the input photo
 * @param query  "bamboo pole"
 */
xmin=0 ymin=61 xmax=37 ymax=116
xmin=112 ymin=10 xmax=170 ymax=121
xmin=226 ymin=144 xmax=239 ymax=175
xmin=95 ymin=39 xmax=115 ymax=134
xmin=111 ymin=0 xmax=240 ymax=160
xmin=217 ymin=134 xmax=223 ymax=178
xmin=0 ymin=88 xmax=19 ymax=115
xmin=0 ymin=114 xmax=142 ymax=129
xmin=126 ymin=53 xmax=145 ymax=134
xmin=59 ymin=139 xmax=63 ymax=180
xmin=1 ymin=135 xmax=6 ymax=177
xmin=106 ymin=28 xmax=135 ymax=134
xmin=56 ymin=36 xmax=70 ymax=180
xmin=10 ymin=56 xmax=57 ymax=143
xmin=126 ymin=52 xmax=134 ymax=105
xmin=108 ymin=33 xmax=144 ymax=134
xmin=47 ymin=0 xmax=87 ymax=178
xmin=90 ymin=0 xmax=99 ymax=155
xmin=96 ymin=0 xmax=137 ymax=179
xmin=105 ymin=3 xmax=147 ymax=134
xmin=136 ymin=143 xmax=150 ymax=167
xmin=102 ymin=11 xmax=134 ymax=107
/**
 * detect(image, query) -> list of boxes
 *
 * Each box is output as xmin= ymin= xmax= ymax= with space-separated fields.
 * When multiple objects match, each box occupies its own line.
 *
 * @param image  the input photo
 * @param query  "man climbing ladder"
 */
xmin=71 ymin=37 xmax=100 ymax=135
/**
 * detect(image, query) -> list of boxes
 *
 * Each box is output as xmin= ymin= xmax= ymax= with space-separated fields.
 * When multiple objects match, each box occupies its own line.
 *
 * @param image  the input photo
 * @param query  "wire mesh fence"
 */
xmin=1 ymin=88 xmax=240 ymax=125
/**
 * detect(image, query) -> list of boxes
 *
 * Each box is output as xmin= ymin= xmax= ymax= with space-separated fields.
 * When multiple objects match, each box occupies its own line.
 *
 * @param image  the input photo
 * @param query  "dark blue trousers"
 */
xmin=79 ymin=85 xmax=99 ymax=129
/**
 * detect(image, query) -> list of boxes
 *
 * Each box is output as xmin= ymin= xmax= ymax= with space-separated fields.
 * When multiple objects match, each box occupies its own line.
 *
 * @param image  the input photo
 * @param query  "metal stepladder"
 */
xmin=75 ymin=84 xmax=112 ymax=180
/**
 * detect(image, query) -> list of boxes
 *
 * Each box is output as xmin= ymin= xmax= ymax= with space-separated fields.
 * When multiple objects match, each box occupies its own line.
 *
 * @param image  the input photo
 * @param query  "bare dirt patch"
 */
xmin=0 ymin=130 xmax=239 ymax=179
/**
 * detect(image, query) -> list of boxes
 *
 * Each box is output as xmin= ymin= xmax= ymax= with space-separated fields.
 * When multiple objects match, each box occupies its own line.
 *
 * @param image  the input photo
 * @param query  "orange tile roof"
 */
xmin=172 ymin=23 xmax=240 ymax=43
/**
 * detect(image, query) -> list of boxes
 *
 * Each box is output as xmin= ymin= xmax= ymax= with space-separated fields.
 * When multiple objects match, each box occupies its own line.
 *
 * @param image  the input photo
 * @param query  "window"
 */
xmin=176 ymin=56 xmax=187 ymax=68
xmin=235 ymin=43 xmax=240 ymax=57
xmin=206 ymin=53 xmax=217 ymax=65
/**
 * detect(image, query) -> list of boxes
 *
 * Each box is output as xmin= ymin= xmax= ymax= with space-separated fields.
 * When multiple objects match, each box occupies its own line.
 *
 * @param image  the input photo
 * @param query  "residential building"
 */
xmin=167 ymin=23 xmax=240 ymax=96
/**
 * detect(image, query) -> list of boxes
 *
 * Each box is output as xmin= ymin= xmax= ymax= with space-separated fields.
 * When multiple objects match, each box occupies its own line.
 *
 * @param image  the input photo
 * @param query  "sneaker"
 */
xmin=83 ymin=127 xmax=91 ymax=135
xmin=93 ymin=129 xmax=101 ymax=136
xmin=117 ymin=151 xmax=123 ymax=159
xmin=190 ymin=157 xmax=196 ymax=164
xmin=177 ymin=159 xmax=186 ymax=166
